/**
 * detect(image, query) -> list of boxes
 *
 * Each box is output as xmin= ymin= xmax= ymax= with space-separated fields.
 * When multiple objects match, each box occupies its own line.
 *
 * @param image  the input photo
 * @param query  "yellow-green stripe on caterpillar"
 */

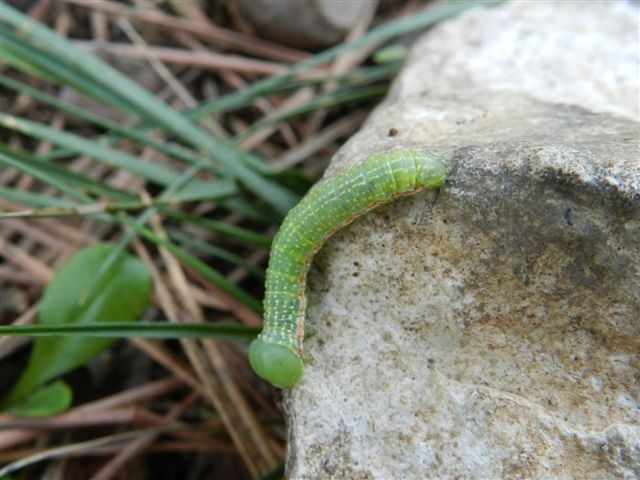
xmin=249 ymin=150 xmax=445 ymax=388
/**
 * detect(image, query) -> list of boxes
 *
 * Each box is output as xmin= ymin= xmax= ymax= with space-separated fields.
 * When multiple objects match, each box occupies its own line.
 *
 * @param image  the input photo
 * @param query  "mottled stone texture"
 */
xmin=390 ymin=0 xmax=639 ymax=121
xmin=285 ymin=1 xmax=639 ymax=479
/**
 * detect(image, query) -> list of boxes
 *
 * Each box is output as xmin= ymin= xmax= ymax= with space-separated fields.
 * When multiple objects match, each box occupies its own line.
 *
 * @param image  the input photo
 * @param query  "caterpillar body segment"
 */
xmin=249 ymin=150 xmax=445 ymax=388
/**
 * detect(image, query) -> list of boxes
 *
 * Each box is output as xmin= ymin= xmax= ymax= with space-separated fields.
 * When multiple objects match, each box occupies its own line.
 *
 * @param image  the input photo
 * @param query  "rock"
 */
xmin=390 ymin=0 xmax=639 ymax=121
xmin=231 ymin=0 xmax=374 ymax=50
xmin=285 ymin=1 xmax=639 ymax=479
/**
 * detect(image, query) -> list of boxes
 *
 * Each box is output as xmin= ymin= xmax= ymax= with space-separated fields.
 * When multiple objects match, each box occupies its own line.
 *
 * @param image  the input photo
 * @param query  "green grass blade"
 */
xmin=0 ymin=29 xmax=136 ymax=113
xmin=166 ymin=212 xmax=272 ymax=247
xmin=2 ymin=151 xmax=92 ymax=204
xmin=188 ymin=1 xmax=502 ymax=121
xmin=0 ymin=322 xmax=259 ymax=342
xmin=0 ymin=113 xmax=206 ymax=188
xmin=235 ymin=84 xmax=389 ymax=142
xmin=0 ymin=74 xmax=232 ymax=177
xmin=1 ymin=4 xmax=299 ymax=213
xmin=121 ymin=217 xmax=263 ymax=313
xmin=0 ymin=144 xmax=135 ymax=201
xmin=169 ymin=230 xmax=266 ymax=279
xmin=1 ymin=187 xmax=76 ymax=209
xmin=3 ymin=147 xmax=262 ymax=312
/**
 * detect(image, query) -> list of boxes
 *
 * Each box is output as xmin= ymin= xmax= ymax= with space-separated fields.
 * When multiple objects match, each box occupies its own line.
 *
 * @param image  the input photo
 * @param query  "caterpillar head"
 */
xmin=248 ymin=339 xmax=303 ymax=388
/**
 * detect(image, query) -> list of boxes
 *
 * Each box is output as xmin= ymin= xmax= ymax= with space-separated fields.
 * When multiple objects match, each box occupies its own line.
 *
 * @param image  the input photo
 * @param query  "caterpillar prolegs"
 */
xmin=249 ymin=150 xmax=445 ymax=388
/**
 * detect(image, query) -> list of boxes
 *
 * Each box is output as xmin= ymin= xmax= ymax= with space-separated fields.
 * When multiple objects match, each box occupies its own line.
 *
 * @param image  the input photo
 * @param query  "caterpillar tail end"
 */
xmin=248 ymin=339 xmax=303 ymax=388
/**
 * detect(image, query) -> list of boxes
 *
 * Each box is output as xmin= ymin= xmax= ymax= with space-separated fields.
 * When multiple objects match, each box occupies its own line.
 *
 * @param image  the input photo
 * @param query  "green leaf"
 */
xmin=1 ymin=244 xmax=152 ymax=412
xmin=4 ymin=380 xmax=72 ymax=417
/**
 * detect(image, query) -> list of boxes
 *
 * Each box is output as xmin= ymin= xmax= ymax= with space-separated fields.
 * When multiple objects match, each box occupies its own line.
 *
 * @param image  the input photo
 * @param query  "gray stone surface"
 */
xmin=390 ymin=0 xmax=639 ymax=121
xmin=285 ymin=1 xmax=639 ymax=479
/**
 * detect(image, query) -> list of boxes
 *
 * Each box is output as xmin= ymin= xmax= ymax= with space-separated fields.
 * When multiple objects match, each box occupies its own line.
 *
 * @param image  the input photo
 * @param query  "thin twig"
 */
xmin=0 ymin=425 xmax=185 ymax=477
xmin=0 ymin=236 xmax=54 ymax=284
xmin=61 ymin=0 xmax=309 ymax=63
xmin=72 ymin=41 xmax=301 ymax=76
xmin=273 ymin=110 xmax=368 ymax=171
xmin=89 ymin=392 xmax=200 ymax=480
xmin=0 ymin=378 xmax=185 ymax=451
xmin=147 ymin=203 xmax=278 ymax=478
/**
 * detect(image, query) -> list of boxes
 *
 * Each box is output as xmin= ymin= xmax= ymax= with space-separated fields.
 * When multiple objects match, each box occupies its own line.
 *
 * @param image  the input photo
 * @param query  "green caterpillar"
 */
xmin=249 ymin=150 xmax=445 ymax=388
